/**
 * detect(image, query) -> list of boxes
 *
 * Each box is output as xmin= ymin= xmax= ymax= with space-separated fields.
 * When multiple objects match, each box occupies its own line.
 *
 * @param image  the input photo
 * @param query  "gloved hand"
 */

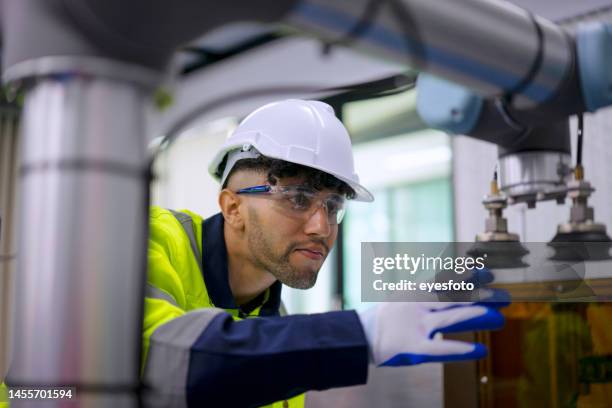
xmin=357 ymin=300 xmax=507 ymax=366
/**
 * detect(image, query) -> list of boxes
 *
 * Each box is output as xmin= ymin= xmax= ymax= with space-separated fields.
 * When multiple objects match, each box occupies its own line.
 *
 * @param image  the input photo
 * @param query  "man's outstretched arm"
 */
xmin=143 ymin=305 xmax=369 ymax=407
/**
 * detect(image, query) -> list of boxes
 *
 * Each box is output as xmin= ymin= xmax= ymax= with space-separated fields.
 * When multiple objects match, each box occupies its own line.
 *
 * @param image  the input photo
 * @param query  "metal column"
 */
xmin=5 ymin=58 xmax=158 ymax=407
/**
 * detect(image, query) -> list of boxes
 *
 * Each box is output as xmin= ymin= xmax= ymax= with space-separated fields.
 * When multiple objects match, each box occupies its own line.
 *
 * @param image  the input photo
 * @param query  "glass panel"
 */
xmin=343 ymin=189 xmax=390 ymax=310
xmin=390 ymin=178 xmax=454 ymax=242
xmin=341 ymin=90 xmax=455 ymax=312
xmin=342 ymin=179 xmax=455 ymax=310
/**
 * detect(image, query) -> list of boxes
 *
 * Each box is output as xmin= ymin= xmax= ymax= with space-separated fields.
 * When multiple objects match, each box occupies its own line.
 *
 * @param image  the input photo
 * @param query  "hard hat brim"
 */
xmin=209 ymin=145 xmax=374 ymax=202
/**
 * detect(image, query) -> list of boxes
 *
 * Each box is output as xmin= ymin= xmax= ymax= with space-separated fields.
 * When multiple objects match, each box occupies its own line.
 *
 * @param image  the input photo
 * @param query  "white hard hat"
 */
xmin=208 ymin=99 xmax=374 ymax=202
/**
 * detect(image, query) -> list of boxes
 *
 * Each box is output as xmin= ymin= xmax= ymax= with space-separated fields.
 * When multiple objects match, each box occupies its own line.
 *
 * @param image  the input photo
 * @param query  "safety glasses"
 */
xmin=235 ymin=184 xmax=347 ymax=225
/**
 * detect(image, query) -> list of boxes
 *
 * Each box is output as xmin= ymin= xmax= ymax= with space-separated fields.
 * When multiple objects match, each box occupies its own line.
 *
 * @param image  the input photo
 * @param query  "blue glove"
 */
xmin=357 ymin=299 xmax=507 ymax=366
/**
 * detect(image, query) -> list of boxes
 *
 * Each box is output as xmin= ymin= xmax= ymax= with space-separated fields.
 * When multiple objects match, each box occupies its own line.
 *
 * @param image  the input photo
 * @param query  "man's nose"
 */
xmin=304 ymin=204 xmax=331 ymax=237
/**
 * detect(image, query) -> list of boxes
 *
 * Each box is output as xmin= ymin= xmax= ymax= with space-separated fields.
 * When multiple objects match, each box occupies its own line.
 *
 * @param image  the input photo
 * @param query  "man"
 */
xmin=142 ymin=99 xmax=506 ymax=407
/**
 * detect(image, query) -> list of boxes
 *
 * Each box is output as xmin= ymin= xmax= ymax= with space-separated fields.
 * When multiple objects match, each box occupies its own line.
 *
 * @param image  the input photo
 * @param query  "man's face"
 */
xmin=238 ymin=173 xmax=339 ymax=289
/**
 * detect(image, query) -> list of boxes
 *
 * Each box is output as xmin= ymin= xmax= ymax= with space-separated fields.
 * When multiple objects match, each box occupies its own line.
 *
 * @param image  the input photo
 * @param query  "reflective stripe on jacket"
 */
xmin=143 ymin=206 xmax=369 ymax=407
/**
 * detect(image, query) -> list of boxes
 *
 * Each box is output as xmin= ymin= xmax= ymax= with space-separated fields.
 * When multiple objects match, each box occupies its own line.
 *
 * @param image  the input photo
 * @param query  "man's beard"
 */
xmin=247 ymin=209 xmax=322 ymax=289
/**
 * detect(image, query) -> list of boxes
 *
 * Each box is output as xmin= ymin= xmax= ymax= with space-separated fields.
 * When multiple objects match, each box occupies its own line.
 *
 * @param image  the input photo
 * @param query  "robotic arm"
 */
xmin=415 ymin=22 xmax=612 ymax=248
xmin=289 ymin=1 xmax=612 ymax=237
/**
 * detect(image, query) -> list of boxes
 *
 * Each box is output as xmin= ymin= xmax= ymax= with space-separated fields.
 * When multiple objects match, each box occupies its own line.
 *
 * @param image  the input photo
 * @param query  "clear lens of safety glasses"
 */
xmin=236 ymin=185 xmax=347 ymax=225
xmin=279 ymin=188 xmax=346 ymax=225
xmin=321 ymin=195 xmax=346 ymax=225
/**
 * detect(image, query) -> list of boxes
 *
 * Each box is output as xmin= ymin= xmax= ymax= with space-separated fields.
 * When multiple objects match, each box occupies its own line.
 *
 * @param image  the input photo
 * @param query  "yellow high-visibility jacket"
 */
xmin=142 ymin=207 xmax=368 ymax=407
xmin=0 ymin=382 xmax=7 ymax=408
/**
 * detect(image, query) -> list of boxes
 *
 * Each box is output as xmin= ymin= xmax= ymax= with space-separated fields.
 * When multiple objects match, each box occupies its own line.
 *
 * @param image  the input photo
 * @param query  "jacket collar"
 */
xmin=201 ymin=212 xmax=282 ymax=316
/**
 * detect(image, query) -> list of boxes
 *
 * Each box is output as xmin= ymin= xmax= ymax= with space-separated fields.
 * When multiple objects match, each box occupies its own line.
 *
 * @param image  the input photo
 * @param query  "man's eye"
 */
xmin=326 ymin=200 xmax=339 ymax=214
xmin=288 ymin=193 xmax=312 ymax=210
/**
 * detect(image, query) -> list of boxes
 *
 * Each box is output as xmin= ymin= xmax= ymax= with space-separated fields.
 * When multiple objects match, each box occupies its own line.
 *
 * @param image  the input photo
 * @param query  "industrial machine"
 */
xmin=1 ymin=0 xmax=612 ymax=406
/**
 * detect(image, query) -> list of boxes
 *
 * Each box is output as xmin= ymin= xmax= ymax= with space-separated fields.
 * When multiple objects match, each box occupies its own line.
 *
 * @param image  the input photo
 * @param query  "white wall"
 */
xmin=151 ymin=117 xmax=237 ymax=217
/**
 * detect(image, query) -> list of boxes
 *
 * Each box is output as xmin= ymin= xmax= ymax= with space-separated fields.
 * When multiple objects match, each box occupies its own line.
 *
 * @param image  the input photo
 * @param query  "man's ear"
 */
xmin=219 ymin=189 xmax=245 ymax=230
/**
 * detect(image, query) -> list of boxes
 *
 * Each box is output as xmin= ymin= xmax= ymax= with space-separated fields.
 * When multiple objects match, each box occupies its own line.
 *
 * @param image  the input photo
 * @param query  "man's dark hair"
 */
xmin=218 ymin=154 xmax=356 ymax=199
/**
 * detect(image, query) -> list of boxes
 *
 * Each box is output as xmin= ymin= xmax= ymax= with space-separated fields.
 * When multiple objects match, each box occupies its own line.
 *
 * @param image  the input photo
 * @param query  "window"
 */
xmin=341 ymin=91 xmax=454 ymax=310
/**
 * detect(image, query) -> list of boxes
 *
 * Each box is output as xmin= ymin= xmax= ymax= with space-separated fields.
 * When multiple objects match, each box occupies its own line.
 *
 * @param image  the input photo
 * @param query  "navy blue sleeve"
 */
xmin=187 ymin=310 xmax=369 ymax=407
